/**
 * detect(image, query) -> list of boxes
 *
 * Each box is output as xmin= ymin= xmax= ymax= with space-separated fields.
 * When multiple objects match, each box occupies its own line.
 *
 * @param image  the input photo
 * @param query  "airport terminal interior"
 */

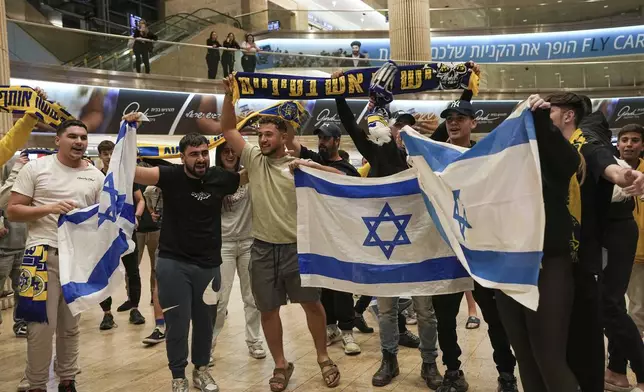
xmin=1 ymin=0 xmax=644 ymax=391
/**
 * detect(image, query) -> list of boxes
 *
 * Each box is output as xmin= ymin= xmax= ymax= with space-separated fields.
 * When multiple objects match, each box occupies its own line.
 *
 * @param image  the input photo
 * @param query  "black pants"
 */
xmin=321 ymin=289 xmax=354 ymax=331
xmin=99 ymin=233 xmax=141 ymax=311
xmin=603 ymin=219 xmax=644 ymax=382
xmin=241 ymin=55 xmax=256 ymax=72
xmin=206 ymin=55 xmax=219 ymax=79
xmin=567 ymin=264 xmax=604 ymax=392
xmin=433 ymin=283 xmax=515 ymax=373
xmin=496 ymin=254 xmax=578 ymax=392
xmin=221 ymin=55 xmax=234 ymax=77
xmin=157 ymin=256 xmax=220 ymax=379
xmin=135 ymin=50 xmax=150 ymax=74
xmin=355 ymin=295 xmax=408 ymax=333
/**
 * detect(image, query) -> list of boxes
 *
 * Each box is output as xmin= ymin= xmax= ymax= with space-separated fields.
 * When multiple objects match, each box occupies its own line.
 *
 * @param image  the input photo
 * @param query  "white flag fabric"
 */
xmin=295 ymin=167 xmax=474 ymax=297
xmin=401 ymin=105 xmax=544 ymax=310
xmin=58 ymin=119 xmax=141 ymax=316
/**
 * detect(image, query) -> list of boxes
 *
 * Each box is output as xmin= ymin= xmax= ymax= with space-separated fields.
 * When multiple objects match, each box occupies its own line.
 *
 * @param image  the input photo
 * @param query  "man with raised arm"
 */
xmin=218 ymin=74 xmax=342 ymax=392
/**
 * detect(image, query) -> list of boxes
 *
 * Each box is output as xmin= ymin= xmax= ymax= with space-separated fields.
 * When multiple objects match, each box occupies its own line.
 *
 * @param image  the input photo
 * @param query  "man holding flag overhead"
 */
xmin=7 ymin=119 xmax=105 ymax=392
xmin=219 ymin=74 xmax=343 ymax=392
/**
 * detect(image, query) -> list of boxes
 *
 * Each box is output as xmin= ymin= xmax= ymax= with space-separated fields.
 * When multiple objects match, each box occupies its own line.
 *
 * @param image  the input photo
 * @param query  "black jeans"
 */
xmin=603 ymin=219 xmax=644 ymax=382
xmin=321 ymin=288 xmax=354 ymax=331
xmin=135 ymin=50 xmax=150 ymax=74
xmin=354 ymin=295 xmax=408 ymax=333
xmin=567 ymin=264 xmax=605 ymax=392
xmin=221 ymin=54 xmax=234 ymax=77
xmin=99 ymin=232 xmax=141 ymax=310
xmin=241 ymin=55 xmax=257 ymax=72
xmin=433 ymin=283 xmax=515 ymax=374
xmin=206 ymin=55 xmax=219 ymax=79
xmin=497 ymin=254 xmax=578 ymax=392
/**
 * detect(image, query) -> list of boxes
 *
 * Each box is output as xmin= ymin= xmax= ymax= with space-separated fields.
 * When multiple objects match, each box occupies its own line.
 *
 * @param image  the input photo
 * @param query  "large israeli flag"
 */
xmin=401 ymin=104 xmax=544 ymax=310
xmin=295 ymin=167 xmax=473 ymax=297
xmin=57 ymin=118 xmax=143 ymax=316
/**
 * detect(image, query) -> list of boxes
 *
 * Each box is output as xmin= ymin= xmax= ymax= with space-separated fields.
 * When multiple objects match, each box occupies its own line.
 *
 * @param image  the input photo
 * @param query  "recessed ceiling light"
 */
xmin=605 ymin=75 xmax=610 ymax=78
xmin=604 ymin=5 xmax=608 ymax=7
xmin=519 ymin=85 xmax=524 ymax=88
xmin=539 ymin=3 xmax=547 ymax=5
xmin=604 ymin=66 xmax=609 ymax=69
xmin=500 ymin=69 xmax=506 ymax=72
xmin=516 ymin=7 xmax=521 ymax=10
xmin=523 ymin=19 xmax=528 ymax=22
xmin=510 ymin=77 xmax=515 ymax=81
xmin=557 ymin=0 xmax=562 ymax=2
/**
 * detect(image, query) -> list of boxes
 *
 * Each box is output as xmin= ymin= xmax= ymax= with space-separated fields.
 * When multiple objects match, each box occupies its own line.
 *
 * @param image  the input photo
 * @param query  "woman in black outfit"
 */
xmin=206 ymin=31 xmax=221 ymax=79
xmin=132 ymin=20 xmax=158 ymax=74
xmin=221 ymin=33 xmax=240 ymax=76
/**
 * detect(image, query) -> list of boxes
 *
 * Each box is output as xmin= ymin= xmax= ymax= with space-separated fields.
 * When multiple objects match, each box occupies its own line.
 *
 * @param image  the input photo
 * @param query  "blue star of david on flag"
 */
xmin=362 ymin=203 xmax=412 ymax=259
xmin=452 ymin=189 xmax=472 ymax=239
xmin=98 ymin=173 xmax=126 ymax=227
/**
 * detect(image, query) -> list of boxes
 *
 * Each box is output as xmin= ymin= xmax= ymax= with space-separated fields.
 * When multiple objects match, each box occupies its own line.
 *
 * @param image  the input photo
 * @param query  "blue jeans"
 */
xmin=377 ymin=296 xmax=438 ymax=363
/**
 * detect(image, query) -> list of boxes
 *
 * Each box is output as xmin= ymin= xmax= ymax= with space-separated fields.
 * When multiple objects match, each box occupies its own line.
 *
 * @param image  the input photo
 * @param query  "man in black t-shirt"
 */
xmin=133 ymin=131 xmax=241 ymax=392
xmin=286 ymin=123 xmax=363 ymax=356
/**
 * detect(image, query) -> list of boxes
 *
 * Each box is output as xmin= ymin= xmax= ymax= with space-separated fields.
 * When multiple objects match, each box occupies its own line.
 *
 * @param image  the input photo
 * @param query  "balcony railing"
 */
xmin=6 ymin=19 xmax=644 ymax=92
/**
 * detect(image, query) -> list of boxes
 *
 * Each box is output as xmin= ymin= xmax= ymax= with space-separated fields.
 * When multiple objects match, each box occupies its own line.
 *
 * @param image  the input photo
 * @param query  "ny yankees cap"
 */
xmin=440 ymin=100 xmax=476 ymax=119
xmin=390 ymin=110 xmax=416 ymax=126
xmin=314 ymin=123 xmax=342 ymax=138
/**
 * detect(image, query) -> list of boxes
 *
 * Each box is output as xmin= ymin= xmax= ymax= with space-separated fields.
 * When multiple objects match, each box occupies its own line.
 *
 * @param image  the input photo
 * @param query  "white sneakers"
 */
xmin=341 ymin=330 xmax=362 ymax=355
xmin=248 ymin=342 xmax=267 ymax=359
xmin=193 ymin=366 xmax=219 ymax=392
xmin=326 ymin=324 xmax=361 ymax=355
xmin=326 ymin=325 xmax=342 ymax=346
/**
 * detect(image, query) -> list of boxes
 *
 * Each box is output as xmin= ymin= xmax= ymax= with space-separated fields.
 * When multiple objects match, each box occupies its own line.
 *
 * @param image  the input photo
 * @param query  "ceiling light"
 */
xmin=516 ymin=7 xmax=521 ymax=10
xmin=523 ymin=19 xmax=527 ymax=22
xmin=440 ymin=20 xmax=444 ymax=23
xmin=555 ymin=72 xmax=560 ymax=75
xmin=361 ymin=17 xmax=364 ymax=22
xmin=557 ymin=0 xmax=562 ymax=2
xmin=510 ymin=77 xmax=515 ymax=81
xmin=500 ymin=69 xmax=506 ymax=72
xmin=331 ymin=0 xmax=336 ymax=6
xmin=519 ymin=85 xmax=524 ymax=88
xmin=604 ymin=5 xmax=608 ymax=7
xmin=539 ymin=3 xmax=547 ymax=5
xmin=604 ymin=66 xmax=609 ymax=69
xmin=605 ymin=75 xmax=610 ymax=78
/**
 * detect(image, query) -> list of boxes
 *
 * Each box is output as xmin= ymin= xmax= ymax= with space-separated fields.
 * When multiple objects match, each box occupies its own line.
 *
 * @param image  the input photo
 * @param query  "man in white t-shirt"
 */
xmin=7 ymin=119 xmax=104 ymax=392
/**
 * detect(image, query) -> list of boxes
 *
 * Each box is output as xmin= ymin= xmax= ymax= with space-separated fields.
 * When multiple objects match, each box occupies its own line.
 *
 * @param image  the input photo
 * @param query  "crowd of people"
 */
xmin=1 ymin=58 xmax=644 ymax=392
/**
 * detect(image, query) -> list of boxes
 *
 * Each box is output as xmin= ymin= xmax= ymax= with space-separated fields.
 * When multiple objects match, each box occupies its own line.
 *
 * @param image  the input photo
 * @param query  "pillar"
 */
xmin=0 ymin=0 xmax=12 ymax=137
xmin=387 ymin=0 xmax=431 ymax=63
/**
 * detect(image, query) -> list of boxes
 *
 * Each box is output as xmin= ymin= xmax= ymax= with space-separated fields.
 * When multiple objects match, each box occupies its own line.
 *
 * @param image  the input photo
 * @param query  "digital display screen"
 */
xmin=268 ymin=20 xmax=281 ymax=31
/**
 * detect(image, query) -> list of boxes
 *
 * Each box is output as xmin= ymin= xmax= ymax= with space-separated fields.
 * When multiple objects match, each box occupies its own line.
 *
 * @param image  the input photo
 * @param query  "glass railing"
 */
xmin=237 ymin=0 xmax=643 ymax=32
xmin=6 ymin=19 xmax=644 ymax=90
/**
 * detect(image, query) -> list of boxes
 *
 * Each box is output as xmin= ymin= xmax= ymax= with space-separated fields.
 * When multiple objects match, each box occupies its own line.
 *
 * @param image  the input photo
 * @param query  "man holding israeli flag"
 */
xmin=7 ymin=118 xmax=110 ymax=392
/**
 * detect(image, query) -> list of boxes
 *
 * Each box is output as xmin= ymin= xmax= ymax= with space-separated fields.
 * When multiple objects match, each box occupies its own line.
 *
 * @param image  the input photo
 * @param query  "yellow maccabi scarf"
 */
xmin=567 ymin=128 xmax=585 ymax=262
xmin=0 ymin=86 xmax=74 ymax=127
xmin=16 ymin=245 xmax=49 ymax=323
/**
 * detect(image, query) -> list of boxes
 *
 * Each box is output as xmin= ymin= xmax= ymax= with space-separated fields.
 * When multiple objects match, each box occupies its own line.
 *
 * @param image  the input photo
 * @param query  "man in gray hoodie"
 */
xmin=0 ymin=154 xmax=29 ymax=338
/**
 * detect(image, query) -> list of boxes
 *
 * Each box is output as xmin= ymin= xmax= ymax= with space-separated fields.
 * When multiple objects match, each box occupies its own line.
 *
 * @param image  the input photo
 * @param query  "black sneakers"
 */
xmin=497 ymin=372 xmax=518 ymax=392
xmin=354 ymin=312 xmax=374 ymax=333
xmin=143 ymin=327 xmax=166 ymax=345
xmin=129 ymin=308 xmax=146 ymax=325
xmin=58 ymin=380 xmax=77 ymax=392
xmin=117 ymin=300 xmax=132 ymax=312
xmin=99 ymin=313 xmax=117 ymax=330
xmin=398 ymin=330 xmax=420 ymax=348
xmin=437 ymin=370 xmax=469 ymax=392
xmin=421 ymin=362 xmax=443 ymax=390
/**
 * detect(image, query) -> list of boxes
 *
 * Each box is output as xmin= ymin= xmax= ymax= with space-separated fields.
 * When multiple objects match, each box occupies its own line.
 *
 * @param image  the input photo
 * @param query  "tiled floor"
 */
xmin=2 ymin=254 xmax=521 ymax=392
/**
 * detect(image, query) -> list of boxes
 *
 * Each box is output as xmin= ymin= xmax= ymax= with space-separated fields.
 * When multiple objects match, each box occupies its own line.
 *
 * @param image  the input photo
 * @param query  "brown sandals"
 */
xmin=269 ymin=362 xmax=295 ymax=392
xmin=319 ymin=359 xmax=341 ymax=388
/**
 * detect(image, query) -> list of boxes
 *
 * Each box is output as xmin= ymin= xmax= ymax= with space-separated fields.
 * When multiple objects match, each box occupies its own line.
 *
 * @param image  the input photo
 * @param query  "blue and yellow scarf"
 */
xmin=568 ymin=129 xmax=586 ymax=263
xmin=16 ymin=245 xmax=49 ymax=323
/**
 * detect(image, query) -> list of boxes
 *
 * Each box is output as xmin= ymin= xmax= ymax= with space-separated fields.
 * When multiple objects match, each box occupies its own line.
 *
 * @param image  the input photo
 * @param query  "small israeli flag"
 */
xmin=57 ymin=117 xmax=144 ymax=315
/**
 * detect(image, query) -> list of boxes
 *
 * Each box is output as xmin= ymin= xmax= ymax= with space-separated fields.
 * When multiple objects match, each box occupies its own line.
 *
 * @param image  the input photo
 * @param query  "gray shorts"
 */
xmin=249 ymin=239 xmax=320 ymax=312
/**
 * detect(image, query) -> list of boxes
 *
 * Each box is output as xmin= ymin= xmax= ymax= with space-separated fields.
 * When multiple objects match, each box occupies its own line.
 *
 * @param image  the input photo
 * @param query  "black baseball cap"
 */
xmin=314 ymin=123 xmax=342 ymax=138
xmin=440 ymin=100 xmax=476 ymax=119
xmin=391 ymin=110 xmax=416 ymax=126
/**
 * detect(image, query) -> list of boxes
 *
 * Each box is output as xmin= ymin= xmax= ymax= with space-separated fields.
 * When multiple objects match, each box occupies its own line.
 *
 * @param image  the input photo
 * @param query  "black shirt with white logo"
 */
xmin=156 ymin=164 xmax=240 ymax=268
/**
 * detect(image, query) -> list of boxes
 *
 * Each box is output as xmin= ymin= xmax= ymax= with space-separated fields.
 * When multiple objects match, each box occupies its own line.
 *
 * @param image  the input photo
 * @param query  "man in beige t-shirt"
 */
xmin=7 ymin=119 xmax=104 ymax=392
xmin=220 ymin=75 xmax=343 ymax=392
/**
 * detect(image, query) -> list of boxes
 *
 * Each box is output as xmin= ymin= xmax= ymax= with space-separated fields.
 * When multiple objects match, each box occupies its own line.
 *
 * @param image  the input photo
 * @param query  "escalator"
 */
xmin=64 ymin=8 xmax=241 ymax=72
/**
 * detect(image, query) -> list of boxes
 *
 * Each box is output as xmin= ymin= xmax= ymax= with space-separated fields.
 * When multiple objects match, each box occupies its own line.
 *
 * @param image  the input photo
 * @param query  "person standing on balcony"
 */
xmin=206 ymin=32 xmax=221 ymax=80
xmin=222 ymin=33 xmax=240 ymax=77
xmin=132 ymin=20 xmax=158 ymax=74
xmin=241 ymin=34 xmax=258 ymax=73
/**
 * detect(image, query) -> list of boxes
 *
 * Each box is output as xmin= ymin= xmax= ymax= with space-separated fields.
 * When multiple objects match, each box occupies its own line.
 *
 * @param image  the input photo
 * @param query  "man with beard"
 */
xmin=285 ymin=122 xmax=362 ymax=356
xmin=131 ymin=130 xmax=242 ymax=392
xmin=342 ymin=41 xmax=370 ymax=68
xmin=7 ymin=119 xmax=105 ymax=392
xmin=219 ymin=75 xmax=343 ymax=392
xmin=603 ymin=124 xmax=644 ymax=392
xmin=428 ymin=98 xmax=518 ymax=392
